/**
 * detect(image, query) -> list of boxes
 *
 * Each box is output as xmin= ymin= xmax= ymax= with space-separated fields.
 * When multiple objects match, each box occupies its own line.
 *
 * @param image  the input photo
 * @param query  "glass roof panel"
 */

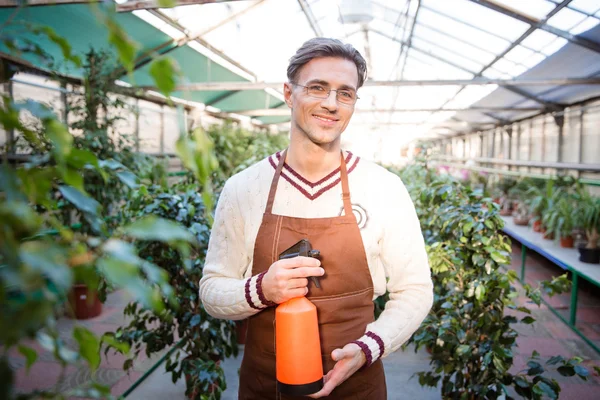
xmin=416 ymin=7 xmax=512 ymax=53
xmin=367 ymin=32 xmax=402 ymax=80
xmin=521 ymin=52 xmax=547 ymax=68
xmin=547 ymin=7 xmax=587 ymax=31
xmin=410 ymin=37 xmax=484 ymax=73
xmin=444 ymin=85 xmax=499 ymax=109
xmin=540 ymin=37 xmax=568 ymax=56
xmin=490 ymin=0 xmax=556 ymax=19
xmin=520 ymin=29 xmax=558 ymax=50
xmin=571 ymin=16 xmax=600 ymax=34
xmin=412 ymin=25 xmax=497 ymax=66
xmin=404 ymin=52 xmax=474 ymax=79
xmin=503 ymin=45 xmax=536 ymax=64
xmin=421 ymin=0 xmax=530 ymax=41
xmin=569 ymin=0 xmax=600 ymax=15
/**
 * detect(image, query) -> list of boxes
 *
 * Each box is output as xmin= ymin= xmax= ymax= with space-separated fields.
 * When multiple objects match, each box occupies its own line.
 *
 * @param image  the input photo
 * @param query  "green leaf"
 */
xmin=35 ymin=26 xmax=81 ymax=67
xmin=535 ymin=381 xmax=558 ymax=399
xmin=73 ymin=327 xmax=100 ymax=372
xmin=19 ymin=241 xmax=72 ymax=290
xmin=63 ymin=168 xmax=85 ymax=192
xmin=484 ymin=219 xmax=495 ymax=230
xmin=521 ymin=316 xmax=535 ymax=324
xmin=157 ymin=0 xmax=177 ymax=7
xmin=99 ymin=158 xmax=126 ymax=170
xmin=17 ymin=345 xmax=38 ymax=373
xmin=491 ymin=251 xmax=509 ymax=265
xmin=124 ymin=216 xmax=195 ymax=243
xmin=462 ymin=221 xmax=473 ymax=235
xmin=527 ymin=361 xmax=544 ymax=376
xmin=105 ymin=17 xmax=138 ymax=72
xmin=149 ymin=58 xmax=179 ymax=97
xmin=574 ymin=365 xmax=589 ymax=378
xmin=456 ymin=345 xmax=471 ymax=357
xmin=14 ymin=99 xmax=56 ymax=120
xmin=46 ymin=119 xmax=72 ymax=161
xmin=67 ymin=148 xmax=99 ymax=169
xmin=59 ymin=185 xmax=101 ymax=216
xmin=116 ymin=170 xmax=139 ymax=189
xmin=101 ymin=333 xmax=130 ymax=355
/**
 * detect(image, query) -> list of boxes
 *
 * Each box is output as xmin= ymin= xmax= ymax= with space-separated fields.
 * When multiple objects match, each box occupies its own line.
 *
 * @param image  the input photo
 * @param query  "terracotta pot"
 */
xmin=68 ymin=284 xmax=102 ymax=319
xmin=560 ymin=236 xmax=574 ymax=248
xmin=543 ymin=231 xmax=554 ymax=240
xmin=533 ymin=220 xmax=542 ymax=232
xmin=499 ymin=208 xmax=513 ymax=216
xmin=513 ymin=216 xmax=530 ymax=226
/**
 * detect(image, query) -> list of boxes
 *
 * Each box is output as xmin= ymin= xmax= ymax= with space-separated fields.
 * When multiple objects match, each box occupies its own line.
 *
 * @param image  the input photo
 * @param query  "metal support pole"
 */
xmin=528 ymin=119 xmax=533 ymax=172
xmin=462 ymin=138 xmax=466 ymax=158
xmin=160 ymin=106 xmax=165 ymax=154
xmin=60 ymin=81 xmax=68 ymax=124
xmin=507 ymin=126 xmax=513 ymax=171
xmin=541 ymin=116 xmax=546 ymax=174
xmin=135 ymin=99 xmax=140 ymax=152
xmin=516 ymin=123 xmax=521 ymax=162
xmin=578 ymin=109 xmax=585 ymax=179
xmin=490 ymin=129 xmax=496 ymax=159
xmin=5 ymin=81 xmax=14 ymax=153
xmin=479 ymin=132 xmax=484 ymax=158
xmin=520 ymin=244 xmax=526 ymax=282
xmin=554 ymin=114 xmax=565 ymax=163
xmin=570 ymin=272 xmax=579 ymax=326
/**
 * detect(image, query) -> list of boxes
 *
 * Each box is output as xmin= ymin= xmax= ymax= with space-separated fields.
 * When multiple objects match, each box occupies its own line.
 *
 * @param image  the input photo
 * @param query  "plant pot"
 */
xmin=578 ymin=247 xmax=600 ymax=264
xmin=533 ymin=220 xmax=542 ymax=232
xmin=513 ymin=216 xmax=530 ymax=226
xmin=499 ymin=208 xmax=513 ymax=216
xmin=68 ymin=284 xmax=102 ymax=319
xmin=543 ymin=231 xmax=554 ymax=240
xmin=560 ymin=236 xmax=574 ymax=248
xmin=236 ymin=319 xmax=248 ymax=345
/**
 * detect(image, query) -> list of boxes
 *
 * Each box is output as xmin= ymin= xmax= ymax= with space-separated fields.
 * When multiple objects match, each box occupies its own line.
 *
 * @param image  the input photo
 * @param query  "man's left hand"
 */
xmin=308 ymin=343 xmax=366 ymax=398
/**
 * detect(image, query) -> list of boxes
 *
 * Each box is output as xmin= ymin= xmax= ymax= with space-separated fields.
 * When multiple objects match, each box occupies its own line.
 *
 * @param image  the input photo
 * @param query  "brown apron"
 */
xmin=238 ymin=150 xmax=387 ymax=399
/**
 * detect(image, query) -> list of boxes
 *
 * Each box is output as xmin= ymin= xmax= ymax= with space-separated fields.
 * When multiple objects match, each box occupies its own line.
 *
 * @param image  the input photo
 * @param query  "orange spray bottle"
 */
xmin=276 ymin=239 xmax=324 ymax=396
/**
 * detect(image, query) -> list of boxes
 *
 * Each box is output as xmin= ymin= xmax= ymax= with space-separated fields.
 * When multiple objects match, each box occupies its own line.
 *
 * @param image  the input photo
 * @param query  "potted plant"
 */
xmin=527 ymin=180 xmax=555 ymax=233
xmin=513 ymin=201 xmax=530 ymax=226
xmin=543 ymin=196 xmax=576 ymax=248
xmin=577 ymin=192 xmax=600 ymax=264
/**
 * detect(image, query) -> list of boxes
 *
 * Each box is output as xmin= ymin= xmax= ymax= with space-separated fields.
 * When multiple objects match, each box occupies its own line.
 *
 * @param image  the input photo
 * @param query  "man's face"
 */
xmin=284 ymin=57 xmax=359 ymax=147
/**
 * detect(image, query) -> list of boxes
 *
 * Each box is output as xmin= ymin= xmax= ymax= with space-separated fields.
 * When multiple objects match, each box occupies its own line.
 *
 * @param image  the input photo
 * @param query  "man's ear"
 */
xmin=283 ymin=82 xmax=293 ymax=108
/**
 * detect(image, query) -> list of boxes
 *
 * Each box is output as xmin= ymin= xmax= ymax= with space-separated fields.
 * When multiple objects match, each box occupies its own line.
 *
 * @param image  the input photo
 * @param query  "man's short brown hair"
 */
xmin=287 ymin=38 xmax=368 ymax=89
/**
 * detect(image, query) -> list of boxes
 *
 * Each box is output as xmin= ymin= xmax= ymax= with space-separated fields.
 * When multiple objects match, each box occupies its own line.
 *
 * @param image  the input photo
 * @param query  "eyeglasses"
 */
xmin=291 ymin=83 xmax=359 ymax=106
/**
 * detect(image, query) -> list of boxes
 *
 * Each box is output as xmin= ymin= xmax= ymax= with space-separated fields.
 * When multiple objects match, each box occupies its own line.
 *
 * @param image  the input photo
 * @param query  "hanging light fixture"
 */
xmin=339 ymin=0 xmax=374 ymax=24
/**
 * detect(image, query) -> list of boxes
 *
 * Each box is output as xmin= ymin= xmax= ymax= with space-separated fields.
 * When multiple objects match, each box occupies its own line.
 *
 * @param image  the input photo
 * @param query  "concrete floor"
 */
xmin=127 ymin=344 xmax=441 ymax=400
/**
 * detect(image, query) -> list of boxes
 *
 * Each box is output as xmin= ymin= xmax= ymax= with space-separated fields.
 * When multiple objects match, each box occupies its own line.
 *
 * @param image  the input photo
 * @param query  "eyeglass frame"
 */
xmin=290 ymin=82 xmax=360 ymax=106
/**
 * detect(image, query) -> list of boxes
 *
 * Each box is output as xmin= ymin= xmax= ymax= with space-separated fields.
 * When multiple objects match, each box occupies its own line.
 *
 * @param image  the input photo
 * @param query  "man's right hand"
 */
xmin=261 ymin=257 xmax=324 ymax=304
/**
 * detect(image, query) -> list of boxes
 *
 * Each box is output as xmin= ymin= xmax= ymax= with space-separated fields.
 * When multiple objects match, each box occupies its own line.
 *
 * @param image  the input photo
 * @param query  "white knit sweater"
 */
xmin=199 ymin=151 xmax=433 ymax=363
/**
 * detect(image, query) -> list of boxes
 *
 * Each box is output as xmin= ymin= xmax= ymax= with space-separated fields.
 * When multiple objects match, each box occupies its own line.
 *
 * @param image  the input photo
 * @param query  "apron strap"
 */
xmin=265 ymin=149 xmax=353 ymax=217
xmin=265 ymin=149 xmax=287 ymax=214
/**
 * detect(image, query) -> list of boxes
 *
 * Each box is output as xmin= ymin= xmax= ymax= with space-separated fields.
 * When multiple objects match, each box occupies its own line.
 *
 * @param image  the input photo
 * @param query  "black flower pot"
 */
xmin=578 ymin=247 xmax=600 ymax=264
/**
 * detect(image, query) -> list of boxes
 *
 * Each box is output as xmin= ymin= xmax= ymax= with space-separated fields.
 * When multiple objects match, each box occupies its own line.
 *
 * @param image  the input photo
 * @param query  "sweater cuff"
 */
xmin=352 ymin=331 xmax=385 ymax=367
xmin=244 ymin=271 xmax=277 ymax=310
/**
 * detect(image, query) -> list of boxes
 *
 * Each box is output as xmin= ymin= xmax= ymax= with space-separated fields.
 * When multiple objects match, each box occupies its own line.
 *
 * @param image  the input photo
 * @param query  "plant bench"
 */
xmin=500 ymin=215 xmax=600 ymax=355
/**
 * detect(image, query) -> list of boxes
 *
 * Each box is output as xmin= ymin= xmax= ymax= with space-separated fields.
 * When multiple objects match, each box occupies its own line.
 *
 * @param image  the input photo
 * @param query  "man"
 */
xmin=199 ymin=37 xmax=433 ymax=399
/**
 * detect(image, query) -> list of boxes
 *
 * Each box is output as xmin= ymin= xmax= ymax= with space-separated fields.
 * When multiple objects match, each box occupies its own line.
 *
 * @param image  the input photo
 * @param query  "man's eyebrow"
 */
xmin=305 ymin=79 xmax=357 ymax=92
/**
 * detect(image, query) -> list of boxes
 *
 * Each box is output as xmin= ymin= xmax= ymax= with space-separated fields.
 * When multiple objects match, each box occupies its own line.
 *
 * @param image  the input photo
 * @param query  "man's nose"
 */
xmin=320 ymin=90 xmax=338 ymax=111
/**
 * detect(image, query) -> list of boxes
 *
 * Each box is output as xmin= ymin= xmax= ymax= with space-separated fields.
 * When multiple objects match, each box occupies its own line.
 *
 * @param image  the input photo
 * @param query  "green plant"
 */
xmin=543 ymin=195 xmax=576 ymax=240
xmin=0 ymin=5 xmax=207 ymax=398
xmin=397 ymin=162 xmax=588 ymax=400
xmin=111 ymin=186 xmax=238 ymax=399
xmin=577 ymin=191 xmax=600 ymax=249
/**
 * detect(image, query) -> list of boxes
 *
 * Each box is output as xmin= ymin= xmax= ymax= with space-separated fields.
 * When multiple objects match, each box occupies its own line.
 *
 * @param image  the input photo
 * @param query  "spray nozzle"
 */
xmin=279 ymin=239 xmax=322 ymax=289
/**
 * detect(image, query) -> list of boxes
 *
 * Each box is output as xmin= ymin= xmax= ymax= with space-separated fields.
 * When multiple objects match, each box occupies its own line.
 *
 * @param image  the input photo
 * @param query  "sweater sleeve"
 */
xmin=199 ymin=178 xmax=274 ymax=320
xmin=353 ymin=174 xmax=433 ymax=365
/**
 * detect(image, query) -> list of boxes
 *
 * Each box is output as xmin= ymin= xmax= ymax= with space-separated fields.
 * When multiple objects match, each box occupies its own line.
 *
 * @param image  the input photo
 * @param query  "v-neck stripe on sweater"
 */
xmin=268 ymin=151 xmax=360 ymax=201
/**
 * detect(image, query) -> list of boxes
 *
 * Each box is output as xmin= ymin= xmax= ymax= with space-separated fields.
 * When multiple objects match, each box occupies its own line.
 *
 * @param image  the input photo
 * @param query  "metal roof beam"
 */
xmin=371 ymin=28 xmax=560 ymax=109
xmin=115 ymin=0 xmax=244 ymax=13
xmin=231 ymin=107 xmax=543 ymax=116
xmin=150 ymin=77 xmax=600 ymax=91
xmin=297 ymin=0 xmax=323 ymax=37
xmin=469 ymin=0 xmax=600 ymax=55
xmin=115 ymin=2 xmax=265 ymax=78
xmin=438 ymin=0 xmax=572 ymax=115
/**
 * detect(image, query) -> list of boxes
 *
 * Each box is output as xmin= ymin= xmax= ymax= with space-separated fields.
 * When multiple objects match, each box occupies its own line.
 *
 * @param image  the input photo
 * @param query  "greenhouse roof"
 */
xmin=2 ymin=0 xmax=600 ymax=141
